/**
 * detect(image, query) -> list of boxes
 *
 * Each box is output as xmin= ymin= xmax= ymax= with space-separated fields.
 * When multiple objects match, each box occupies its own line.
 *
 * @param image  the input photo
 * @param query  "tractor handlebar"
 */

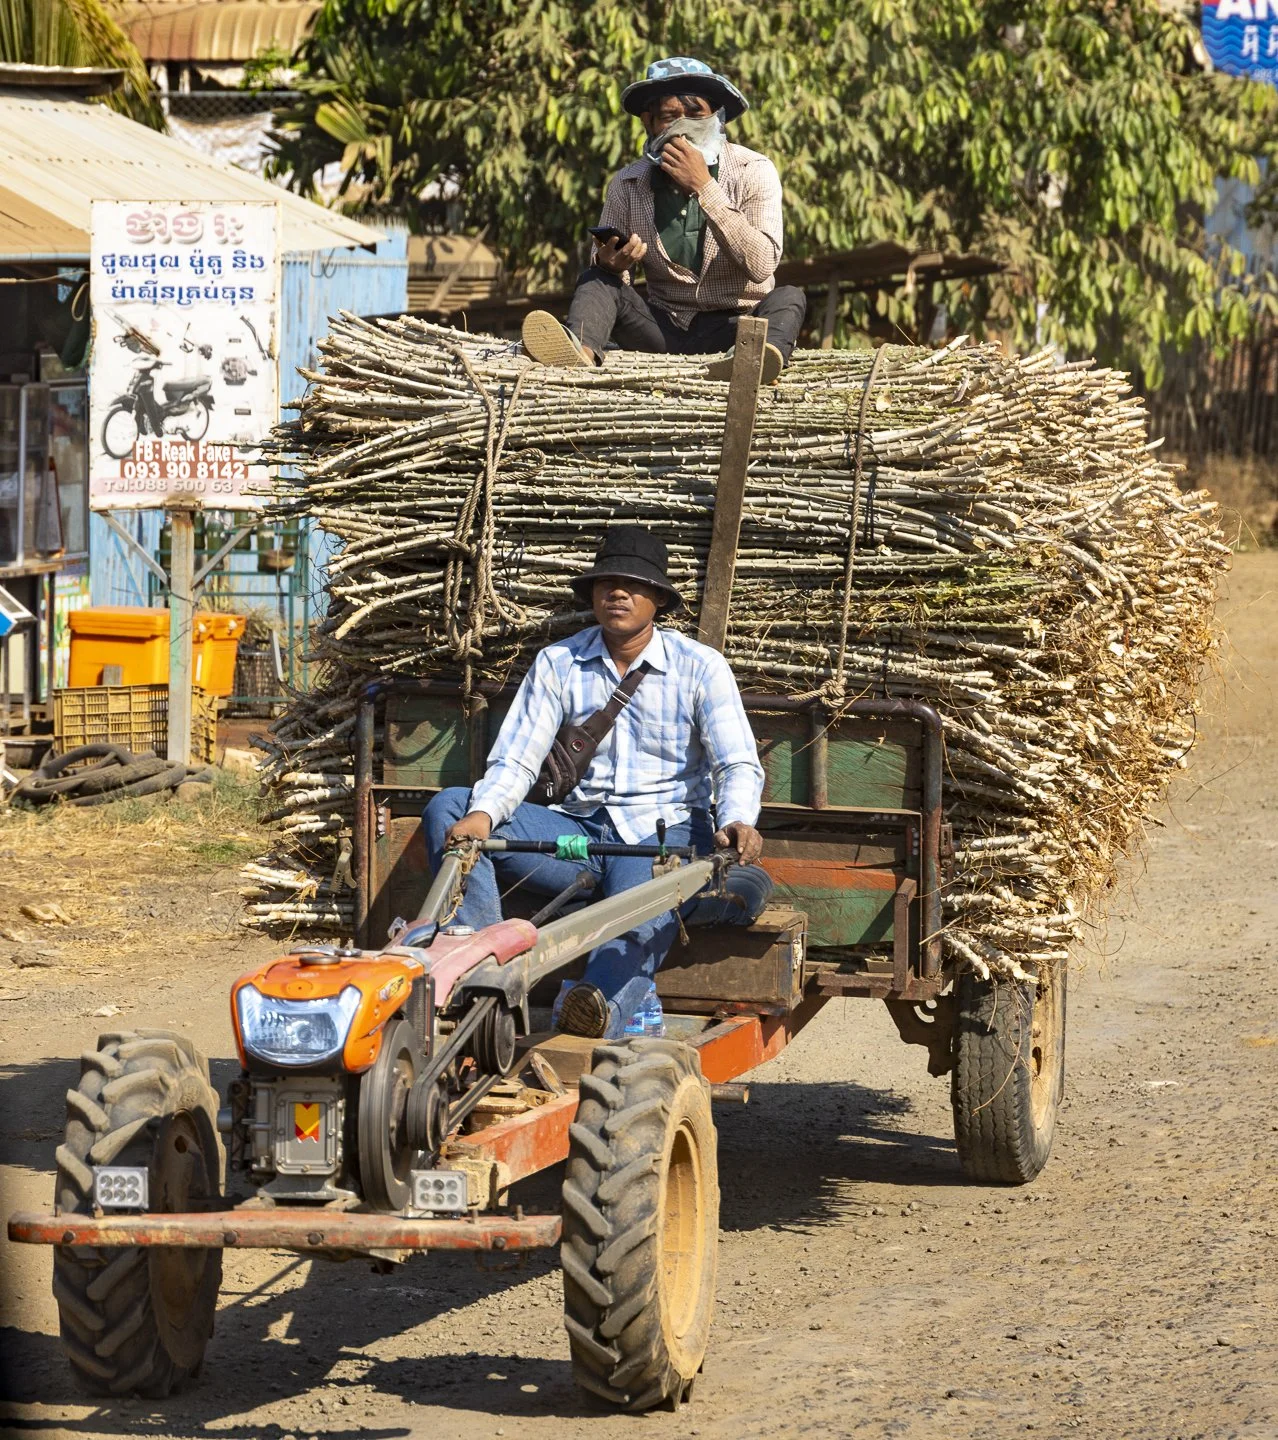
xmin=477 ymin=837 xmax=699 ymax=861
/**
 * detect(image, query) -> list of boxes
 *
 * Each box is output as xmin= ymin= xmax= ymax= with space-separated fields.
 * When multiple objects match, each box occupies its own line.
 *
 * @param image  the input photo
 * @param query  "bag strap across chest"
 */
xmin=578 ymin=661 xmax=648 ymax=745
xmin=527 ymin=660 xmax=649 ymax=807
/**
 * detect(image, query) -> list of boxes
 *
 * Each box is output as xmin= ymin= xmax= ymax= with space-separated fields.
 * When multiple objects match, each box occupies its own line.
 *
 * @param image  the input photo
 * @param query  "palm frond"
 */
xmin=0 ymin=0 xmax=165 ymax=130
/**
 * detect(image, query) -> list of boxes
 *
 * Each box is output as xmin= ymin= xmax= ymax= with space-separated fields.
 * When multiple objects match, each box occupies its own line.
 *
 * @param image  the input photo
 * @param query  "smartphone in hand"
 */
xmin=589 ymin=226 xmax=626 ymax=246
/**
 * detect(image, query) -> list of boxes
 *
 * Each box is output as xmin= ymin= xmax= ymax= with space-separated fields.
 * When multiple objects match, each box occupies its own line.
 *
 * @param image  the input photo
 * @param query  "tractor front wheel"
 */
xmin=53 ymin=1030 xmax=223 ymax=1396
xmin=561 ymin=1036 xmax=719 ymax=1412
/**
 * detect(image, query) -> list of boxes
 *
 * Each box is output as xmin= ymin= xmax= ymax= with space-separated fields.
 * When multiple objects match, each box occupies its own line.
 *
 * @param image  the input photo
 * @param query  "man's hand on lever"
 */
xmin=714 ymin=821 xmax=763 ymax=867
xmin=596 ymin=232 xmax=647 ymax=275
xmin=445 ymin=811 xmax=492 ymax=848
xmin=660 ymin=137 xmax=712 ymax=196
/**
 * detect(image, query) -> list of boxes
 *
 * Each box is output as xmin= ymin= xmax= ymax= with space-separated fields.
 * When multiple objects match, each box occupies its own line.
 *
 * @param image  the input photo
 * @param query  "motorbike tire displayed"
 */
xmin=177 ymin=399 xmax=211 ymax=443
xmin=101 ymin=405 xmax=140 ymax=460
xmin=53 ymin=1029 xmax=223 ymax=1397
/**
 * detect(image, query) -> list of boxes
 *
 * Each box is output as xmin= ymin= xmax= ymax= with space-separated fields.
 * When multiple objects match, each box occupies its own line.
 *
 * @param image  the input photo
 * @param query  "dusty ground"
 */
xmin=0 ymin=553 xmax=1275 ymax=1440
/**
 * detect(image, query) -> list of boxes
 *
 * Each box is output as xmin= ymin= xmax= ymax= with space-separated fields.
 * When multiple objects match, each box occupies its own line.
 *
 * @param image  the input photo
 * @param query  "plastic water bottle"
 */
xmin=643 ymin=985 xmax=665 ymax=1037
xmin=625 ymin=980 xmax=665 ymax=1038
xmin=623 ymin=988 xmax=647 ymax=1037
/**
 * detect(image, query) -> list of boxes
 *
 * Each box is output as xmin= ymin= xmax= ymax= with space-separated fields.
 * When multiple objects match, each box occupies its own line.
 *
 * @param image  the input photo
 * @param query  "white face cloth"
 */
xmin=643 ymin=111 xmax=726 ymax=168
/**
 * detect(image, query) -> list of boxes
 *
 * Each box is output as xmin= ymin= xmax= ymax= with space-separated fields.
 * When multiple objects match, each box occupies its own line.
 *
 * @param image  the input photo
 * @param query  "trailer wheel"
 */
xmin=52 ymin=1030 xmax=223 ymax=1397
xmin=951 ymin=961 xmax=1066 ymax=1184
xmin=561 ymin=1037 xmax=719 ymax=1412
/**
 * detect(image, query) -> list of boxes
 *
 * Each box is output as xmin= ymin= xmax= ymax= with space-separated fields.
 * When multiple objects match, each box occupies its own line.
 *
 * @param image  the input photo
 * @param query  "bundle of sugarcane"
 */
xmin=241 ymin=315 xmax=1226 ymax=978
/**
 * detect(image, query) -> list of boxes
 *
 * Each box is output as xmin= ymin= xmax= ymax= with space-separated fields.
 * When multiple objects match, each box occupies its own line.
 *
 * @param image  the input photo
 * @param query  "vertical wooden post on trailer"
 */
xmin=820 ymin=267 xmax=840 ymax=350
xmin=166 ymin=508 xmax=195 ymax=763
xmin=696 ymin=316 xmax=768 ymax=654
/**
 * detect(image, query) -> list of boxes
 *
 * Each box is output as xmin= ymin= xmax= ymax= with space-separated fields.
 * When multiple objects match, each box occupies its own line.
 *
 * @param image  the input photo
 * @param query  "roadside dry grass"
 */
xmin=1178 ymin=453 xmax=1278 ymax=549
xmin=0 ymin=769 xmax=267 ymax=874
xmin=0 ymin=772 xmax=274 ymax=974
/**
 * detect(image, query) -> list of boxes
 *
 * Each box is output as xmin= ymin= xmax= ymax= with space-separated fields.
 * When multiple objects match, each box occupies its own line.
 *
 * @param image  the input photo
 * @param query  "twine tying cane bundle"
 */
xmin=241 ymin=316 xmax=1226 ymax=981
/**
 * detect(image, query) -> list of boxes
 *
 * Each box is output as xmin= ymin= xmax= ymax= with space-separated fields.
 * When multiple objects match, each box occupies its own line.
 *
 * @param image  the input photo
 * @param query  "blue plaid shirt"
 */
xmin=469 ymin=626 xmax=765 ymax=845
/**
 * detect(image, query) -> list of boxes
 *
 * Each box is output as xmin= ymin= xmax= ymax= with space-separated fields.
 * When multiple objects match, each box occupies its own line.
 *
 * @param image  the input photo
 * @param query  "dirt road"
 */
xmin=2 ymin=553 xmax=1276 ymax=1440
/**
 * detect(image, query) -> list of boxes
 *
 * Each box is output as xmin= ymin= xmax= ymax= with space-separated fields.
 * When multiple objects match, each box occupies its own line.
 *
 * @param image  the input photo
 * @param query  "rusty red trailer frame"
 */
xmin=8 ymin=1007 xmax=823 ymax=1255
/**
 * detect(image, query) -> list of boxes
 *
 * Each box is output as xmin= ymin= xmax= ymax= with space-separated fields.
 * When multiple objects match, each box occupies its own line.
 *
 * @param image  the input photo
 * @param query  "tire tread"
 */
xmin=52 ymin=1029 xmax=221 ymax=1397
xmin=560 ymin=1037 xmax=717 ymax=1412
xmin=951 ymin=968 xmax=1064 ymax=1185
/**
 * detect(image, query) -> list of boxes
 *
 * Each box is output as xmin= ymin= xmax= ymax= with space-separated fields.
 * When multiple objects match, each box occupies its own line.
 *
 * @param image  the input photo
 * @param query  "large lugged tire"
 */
xmin=53 ymin=1030 xmax=224 ymax=1396
xmin=951 ymin=961 xmax=1066 ymax=1184
xmin=561 ymin=1037 xmax=719 ymax=1412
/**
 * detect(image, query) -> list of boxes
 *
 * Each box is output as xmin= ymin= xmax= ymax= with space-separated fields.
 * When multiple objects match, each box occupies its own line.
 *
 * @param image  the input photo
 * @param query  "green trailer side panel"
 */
xmin=386 ymin=693 xmax=918 ymax=813
xmin=385 ymin=694 xmax=511 ymax=787
xmin=749 ymin=712 xmax=920 ymax=810
xmin=768 ymin=883 xmax=896 ymax=946
xmin=378 ymin=693 xmax=917 ymax=952
xmin=761 ymin=857 xmax=903 ymax=948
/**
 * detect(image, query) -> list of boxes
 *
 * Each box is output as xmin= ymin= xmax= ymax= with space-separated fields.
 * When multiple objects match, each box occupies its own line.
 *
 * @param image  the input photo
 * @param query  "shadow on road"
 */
xmin=717 ymin=1076 xmax=961 ymax=1235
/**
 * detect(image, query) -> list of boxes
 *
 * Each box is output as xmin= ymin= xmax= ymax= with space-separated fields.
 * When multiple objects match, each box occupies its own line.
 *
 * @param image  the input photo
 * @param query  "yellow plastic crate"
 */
xmin=53 ymin=684 xmax=217 ymax=765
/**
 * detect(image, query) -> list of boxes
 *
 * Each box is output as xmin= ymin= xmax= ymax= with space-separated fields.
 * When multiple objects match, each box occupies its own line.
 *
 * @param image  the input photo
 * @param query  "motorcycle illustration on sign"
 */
xmin=99 ymin=324 xmax=216 ymax=458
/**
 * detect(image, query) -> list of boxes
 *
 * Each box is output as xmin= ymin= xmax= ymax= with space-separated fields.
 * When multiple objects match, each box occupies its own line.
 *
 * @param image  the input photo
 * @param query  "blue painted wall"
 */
xmin=90 ymin=225 xmax=409 ymax=610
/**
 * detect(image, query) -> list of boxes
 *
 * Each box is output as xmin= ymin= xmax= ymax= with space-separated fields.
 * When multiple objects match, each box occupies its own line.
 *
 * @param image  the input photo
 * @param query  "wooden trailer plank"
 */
xmin=697 ymin=315 xmax=768 ymax=652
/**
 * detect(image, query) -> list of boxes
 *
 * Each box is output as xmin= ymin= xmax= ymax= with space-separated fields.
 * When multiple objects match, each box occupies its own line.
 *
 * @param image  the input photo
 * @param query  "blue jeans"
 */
xmin=422 ymin=788 xmax=771 ymax=1035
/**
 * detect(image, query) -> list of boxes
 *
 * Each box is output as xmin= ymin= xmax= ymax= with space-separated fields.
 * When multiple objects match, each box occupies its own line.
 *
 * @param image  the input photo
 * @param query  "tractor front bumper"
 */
xmin=8 ymin=1208 xmax=561 ymax=1252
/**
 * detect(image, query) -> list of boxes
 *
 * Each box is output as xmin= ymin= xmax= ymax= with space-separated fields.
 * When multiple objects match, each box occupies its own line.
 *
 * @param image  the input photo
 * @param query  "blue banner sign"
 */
xmin=1202 ymin=0 xmax=1278 ymax=84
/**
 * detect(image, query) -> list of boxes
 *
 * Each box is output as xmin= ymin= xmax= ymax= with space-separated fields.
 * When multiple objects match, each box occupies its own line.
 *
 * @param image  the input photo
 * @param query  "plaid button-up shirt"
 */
xmin=596 ymin=142 xmax=784 ymax=329
xmin=468 ymin=626 xmax=765 ymax=845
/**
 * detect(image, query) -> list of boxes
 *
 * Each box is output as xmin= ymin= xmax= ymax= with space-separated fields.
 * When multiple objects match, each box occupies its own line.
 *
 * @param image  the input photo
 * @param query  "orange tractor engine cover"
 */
xmin=230 ymin=953 xmax=424 ymax=1073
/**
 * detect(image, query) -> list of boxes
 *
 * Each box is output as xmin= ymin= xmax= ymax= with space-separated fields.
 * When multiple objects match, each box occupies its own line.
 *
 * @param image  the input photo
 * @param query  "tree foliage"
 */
xmin=0 ymin=0 xmax=165 ymax=129
xmin=268 ymin=0 xmax=1278 ymax=379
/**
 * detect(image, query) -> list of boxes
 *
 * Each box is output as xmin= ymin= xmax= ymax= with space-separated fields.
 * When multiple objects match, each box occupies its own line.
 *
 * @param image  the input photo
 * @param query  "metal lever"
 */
xmin=529 ymin=871 xmax=597 ymax=927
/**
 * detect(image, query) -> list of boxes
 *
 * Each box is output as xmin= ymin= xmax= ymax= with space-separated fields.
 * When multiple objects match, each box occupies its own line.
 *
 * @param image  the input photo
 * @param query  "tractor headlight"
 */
xmin=236 ymin=985 xmax=361 ymax=1066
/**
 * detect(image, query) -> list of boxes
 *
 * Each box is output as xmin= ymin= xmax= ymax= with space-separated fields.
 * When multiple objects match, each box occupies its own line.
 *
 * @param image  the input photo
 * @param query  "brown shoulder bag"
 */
xmin=526 ymin=663 xmax=648 ymax=807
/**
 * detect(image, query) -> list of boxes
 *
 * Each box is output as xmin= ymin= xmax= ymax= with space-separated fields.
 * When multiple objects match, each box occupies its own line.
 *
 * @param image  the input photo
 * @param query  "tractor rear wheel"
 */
xmin=561 ymin=1036 xmax=718 ymax=1412
xmin=53 ymin=1030 xmax=223 ymax=1396
xmin=951 ymin=961 xmax=1066 ymax=1184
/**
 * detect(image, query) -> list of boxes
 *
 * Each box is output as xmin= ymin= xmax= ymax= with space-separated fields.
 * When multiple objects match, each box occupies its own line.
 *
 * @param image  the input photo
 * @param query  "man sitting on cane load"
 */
xmin=520 ymin=56 xmax=807 ymax=386
xmin=423 ymin=523 xmax=771 ymax=1040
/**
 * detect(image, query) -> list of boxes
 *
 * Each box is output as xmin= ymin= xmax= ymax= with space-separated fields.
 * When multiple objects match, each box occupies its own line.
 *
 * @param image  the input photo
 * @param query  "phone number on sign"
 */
xmin=101 ymin=459 xmax=249 ymax=492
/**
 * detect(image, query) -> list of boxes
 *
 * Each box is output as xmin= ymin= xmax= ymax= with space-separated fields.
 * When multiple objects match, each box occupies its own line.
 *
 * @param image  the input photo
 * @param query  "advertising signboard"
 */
xmin=89 ymin=200 xmax=280 ymax=511
xmin=1202 ymin=0 xmax=1278 ymax=85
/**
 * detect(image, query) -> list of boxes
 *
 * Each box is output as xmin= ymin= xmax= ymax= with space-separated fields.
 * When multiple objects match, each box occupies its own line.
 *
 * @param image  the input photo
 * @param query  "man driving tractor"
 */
xmin=424 ymin=523 xmax=770 ymax=1040
xmin=520 ymin=56 xmax=807 ymax=385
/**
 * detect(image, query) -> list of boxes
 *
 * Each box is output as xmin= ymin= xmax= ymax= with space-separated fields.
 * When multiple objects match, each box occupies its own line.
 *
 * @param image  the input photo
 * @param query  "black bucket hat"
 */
xmin=571 ymin=524 xmax=684 ymax=613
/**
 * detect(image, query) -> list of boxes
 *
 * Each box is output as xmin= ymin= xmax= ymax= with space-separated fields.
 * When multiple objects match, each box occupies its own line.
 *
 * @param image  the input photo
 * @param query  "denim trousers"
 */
xmin=422 ymin=787 xmax=772 ymax=1034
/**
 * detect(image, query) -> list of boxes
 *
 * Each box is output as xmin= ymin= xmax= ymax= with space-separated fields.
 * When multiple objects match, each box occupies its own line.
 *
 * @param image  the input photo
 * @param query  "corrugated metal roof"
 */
xmin=0 ymin=189 xmax=87 ymax=261
xmin=0 ymin=88 xmax=382 ymax=258
xmin=118 ymin=1 xmax=322 ymax=63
